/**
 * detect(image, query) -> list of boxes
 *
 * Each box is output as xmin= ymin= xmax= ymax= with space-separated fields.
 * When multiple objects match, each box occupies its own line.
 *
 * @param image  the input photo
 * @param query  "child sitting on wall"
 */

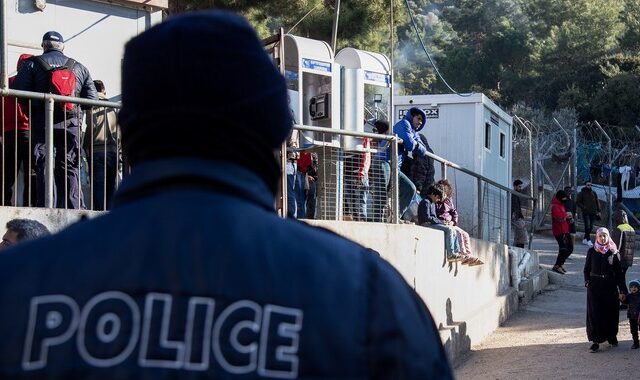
xmin=417 ymin=184 xmax=463 ymax=262
xmin=435 ymin=179 xmax=483 ymax=266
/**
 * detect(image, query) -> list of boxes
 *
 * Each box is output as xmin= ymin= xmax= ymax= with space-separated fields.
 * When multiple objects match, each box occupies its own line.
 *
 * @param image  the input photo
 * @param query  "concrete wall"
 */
xmin=306 ymin=220 xmax=519 ymax=364
xmin=0 ymin=206 xmax=523 ymax=364
xmin=0 ymin=206 xmax=101 ymax=233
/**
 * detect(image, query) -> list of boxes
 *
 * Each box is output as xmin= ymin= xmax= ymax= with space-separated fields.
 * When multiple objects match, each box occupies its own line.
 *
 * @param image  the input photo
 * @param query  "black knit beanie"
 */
xmin=118 ymin=11 xmax=292 ymax=195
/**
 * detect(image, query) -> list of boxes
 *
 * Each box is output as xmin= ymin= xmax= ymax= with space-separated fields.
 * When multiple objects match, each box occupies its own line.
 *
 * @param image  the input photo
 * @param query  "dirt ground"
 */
xmin=454 ymin=233 xmax=640 ymax=380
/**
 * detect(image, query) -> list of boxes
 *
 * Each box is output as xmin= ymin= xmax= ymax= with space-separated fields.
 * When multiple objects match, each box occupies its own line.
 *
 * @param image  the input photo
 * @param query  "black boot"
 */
xmin=589 ymin=343 xmax=599 ymax=352
xmin=632 ymin=341 xmax=639 ymax=349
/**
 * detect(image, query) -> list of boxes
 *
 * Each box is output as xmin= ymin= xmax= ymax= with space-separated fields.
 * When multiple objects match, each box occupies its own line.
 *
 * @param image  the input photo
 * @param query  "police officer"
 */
xmin=0 ymin=12 xmax=452 ymax=378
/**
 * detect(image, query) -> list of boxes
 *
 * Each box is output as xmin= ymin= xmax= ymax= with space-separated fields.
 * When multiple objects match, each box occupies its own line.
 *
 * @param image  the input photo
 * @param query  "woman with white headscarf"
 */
xmin=583 ymin=227 xmax=628 ymax=352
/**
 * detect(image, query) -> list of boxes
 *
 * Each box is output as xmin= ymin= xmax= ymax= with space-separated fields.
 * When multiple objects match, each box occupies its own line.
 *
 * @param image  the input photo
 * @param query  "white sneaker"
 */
xmin=582 ymin=239 xmax=589 ymax=245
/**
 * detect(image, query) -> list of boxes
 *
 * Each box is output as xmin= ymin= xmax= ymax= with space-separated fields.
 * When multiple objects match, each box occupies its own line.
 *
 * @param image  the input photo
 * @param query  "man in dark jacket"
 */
xmin=13 ymin=31 xmax=97 ymax=209
xmin=563 ymin=185 xmax=577 ymax=238
xmin=410 ymin=133 xmax=435 ymax=194
xmin=612 ymin=208 xmax=636 ymax=310
xmin=576 ymin=180 xmax=601 ymax=246
xmin=511 ymin=179 xmax=528 ymax=248
xmin=0 ymin=12 xmax=452 ymax=379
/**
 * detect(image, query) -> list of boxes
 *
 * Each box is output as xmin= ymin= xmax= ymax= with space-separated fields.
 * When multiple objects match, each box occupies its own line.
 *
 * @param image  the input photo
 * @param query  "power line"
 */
xmin=287 ymin=3 xmax=322 ymax=34
xmin=403 ymin=0 xmax=472 ymax=97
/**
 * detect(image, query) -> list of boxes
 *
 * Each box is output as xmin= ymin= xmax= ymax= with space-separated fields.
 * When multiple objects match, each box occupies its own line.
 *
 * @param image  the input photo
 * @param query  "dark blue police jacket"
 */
xmin=0 ymin=158 xmax=452 ymax=379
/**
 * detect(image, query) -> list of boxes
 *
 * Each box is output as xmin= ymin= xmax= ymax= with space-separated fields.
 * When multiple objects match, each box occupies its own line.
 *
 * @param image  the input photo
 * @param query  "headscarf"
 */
xmin=594 ymin=227 xmax=617 ymax=254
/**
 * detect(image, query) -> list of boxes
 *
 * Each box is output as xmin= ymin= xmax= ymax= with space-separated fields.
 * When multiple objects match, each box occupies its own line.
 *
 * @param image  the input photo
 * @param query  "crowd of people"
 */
xmin=0 ymin=11 xmax=453 ymax=377
xmin=2 ymin=31 xmax=120 ymax=211
xmin=284 ymin=106 xmax=484 ymax=265
xmin=544 ymin=182 xmax=638 ymax=352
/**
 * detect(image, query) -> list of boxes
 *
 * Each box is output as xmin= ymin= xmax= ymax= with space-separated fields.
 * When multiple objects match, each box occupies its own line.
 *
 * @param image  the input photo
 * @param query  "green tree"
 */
xmin=527 ymin=0 xmax=626 ymax=110
xmin=591 ymin=73 xmax=640 ymax=127
xmin=619 ymin=0 xmax=640 ymax=52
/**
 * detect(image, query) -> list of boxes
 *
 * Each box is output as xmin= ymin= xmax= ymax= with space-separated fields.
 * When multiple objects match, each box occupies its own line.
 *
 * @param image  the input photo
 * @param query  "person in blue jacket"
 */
xmin=0 ymin=11 xmax=452 ymax=379
xmin=392 ymin=107 xmax=428 ymax=217
xmin=393 ymin=107 xmax=428 ymax=173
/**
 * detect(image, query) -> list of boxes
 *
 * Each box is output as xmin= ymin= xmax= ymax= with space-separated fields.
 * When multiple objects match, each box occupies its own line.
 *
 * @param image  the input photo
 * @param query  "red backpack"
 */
xmin=34 ymin=56 xmax=77 ymax=112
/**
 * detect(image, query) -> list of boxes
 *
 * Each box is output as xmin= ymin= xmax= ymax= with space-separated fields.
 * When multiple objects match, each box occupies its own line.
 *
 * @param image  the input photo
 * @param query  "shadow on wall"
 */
xmin=444 ymin=253 xmax=463 ymax=276
xmin=440 ymin=297 xmax=472 ymax=366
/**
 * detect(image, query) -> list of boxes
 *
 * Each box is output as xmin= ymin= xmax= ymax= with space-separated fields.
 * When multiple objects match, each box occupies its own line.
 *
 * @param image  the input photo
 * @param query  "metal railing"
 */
xmin=1 ymin=89 xmax=537 ymax=246
xmin=281 ymin=124 xmax=401 ymax=224
xmin=0 ymin=88 xmax=122 ymax=210
xmin=283 ymin=124 xmax=537 ymax=246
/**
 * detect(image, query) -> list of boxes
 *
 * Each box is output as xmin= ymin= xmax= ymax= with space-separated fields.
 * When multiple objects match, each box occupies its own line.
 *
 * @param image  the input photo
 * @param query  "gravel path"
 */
xmin=454 ymin=233 xmax=640 ymax=380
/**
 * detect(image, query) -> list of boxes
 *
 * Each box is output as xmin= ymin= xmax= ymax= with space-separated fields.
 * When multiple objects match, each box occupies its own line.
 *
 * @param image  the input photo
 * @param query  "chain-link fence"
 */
xmin=512 ymin=110 xmax=640 ymax=231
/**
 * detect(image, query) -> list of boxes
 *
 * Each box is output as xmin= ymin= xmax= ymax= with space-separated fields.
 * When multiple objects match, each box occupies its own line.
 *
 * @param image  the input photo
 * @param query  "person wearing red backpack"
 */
xmin=3 ymin=53 xmax=35 ymax=206
xmin=13 ymin=31 xmax=97 ymax=209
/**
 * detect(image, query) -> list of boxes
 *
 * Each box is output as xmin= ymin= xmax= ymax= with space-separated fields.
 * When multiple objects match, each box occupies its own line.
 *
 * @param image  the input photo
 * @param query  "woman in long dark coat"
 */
xmin=584 ymin=227 xmax=628 ymax=352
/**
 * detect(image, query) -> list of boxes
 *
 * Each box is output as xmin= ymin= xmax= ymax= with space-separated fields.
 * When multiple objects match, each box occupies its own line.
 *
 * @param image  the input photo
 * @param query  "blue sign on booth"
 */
xmin=302 ymin=58 xmax=332 ymax=73
xmin=364 ymin=71 xmax=390 ymax=86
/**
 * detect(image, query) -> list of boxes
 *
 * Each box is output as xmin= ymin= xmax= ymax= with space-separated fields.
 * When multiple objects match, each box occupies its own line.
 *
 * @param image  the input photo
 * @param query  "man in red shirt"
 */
xmin=3 ymin=53 xmax=34 ymax=206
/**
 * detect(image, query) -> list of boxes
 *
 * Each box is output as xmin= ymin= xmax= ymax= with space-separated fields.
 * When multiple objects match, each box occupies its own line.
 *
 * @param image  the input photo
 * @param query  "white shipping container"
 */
xmin=394 ymin=93 xmax=513 ymax=242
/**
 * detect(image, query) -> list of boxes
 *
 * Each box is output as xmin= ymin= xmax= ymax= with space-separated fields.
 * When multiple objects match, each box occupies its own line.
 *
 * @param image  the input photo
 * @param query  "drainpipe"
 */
xmin=45 ymin=97 xmax=54 ymax=208
xmin=0 ymin=0 xmax=8 ymax=89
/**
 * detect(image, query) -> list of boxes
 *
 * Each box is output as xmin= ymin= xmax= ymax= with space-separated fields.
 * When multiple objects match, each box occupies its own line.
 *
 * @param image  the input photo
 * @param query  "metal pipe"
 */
xmin=477 ymin=179 xmax=483 ymax=239
xmin=387 ymin=0 xmax=395 ymax=231
xmin=330 ymin=0 xmax=340 ymax=52
xmin=389 ymin=0 xmax=394 ymax=129
xmin=295 ymin=124 xmax=400 ymax=141
xmin=390 ymin=135 xmax=399 ymax=224
xmin=293 ymin=124 xmax=534 ymax=202
xmin=278 ymin=28 xmax=287 ymax=218
xmin=527 ymin=198 xmax=537 ymax=250
xmin=552 ymin=118 xmax=570 ymax=146
xmin=44 ymin=97 xmax=54 ymax=208
xmin=513 ymin=115 xmax=535 ymax=228
xmin=0 ymin=0 xmax=8 ymax=89
xmin=0 ymin=88 xmax=121 ymax=108
xmin=593 ymin=120 xmax=612 ymax=229
xmin=573 ymin=121 xmax=577 ymax=192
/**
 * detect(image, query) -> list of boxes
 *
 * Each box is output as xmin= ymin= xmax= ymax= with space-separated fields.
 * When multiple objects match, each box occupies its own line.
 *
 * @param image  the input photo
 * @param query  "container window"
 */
xmin=485 ymin=122 xmax=491 ymax=150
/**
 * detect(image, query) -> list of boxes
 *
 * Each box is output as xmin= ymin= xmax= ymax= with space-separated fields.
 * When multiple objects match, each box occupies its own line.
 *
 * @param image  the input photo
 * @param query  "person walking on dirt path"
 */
xmin=584 ymin=227 xmax=627 ymax=353
xmin=551 ymin=190 xmax=573 ymax=274
xmin=511 ymin=179 xmax=528 ymax=248
xmin=563 ymin=186 xmax=577 ymax=242
xmin=611 ymin=208 xmax=636 ymax=309
xmin=621 ymin=279 xmax=640 ymax=349
xmin=577 ymin=180 xmax=601 ymax=247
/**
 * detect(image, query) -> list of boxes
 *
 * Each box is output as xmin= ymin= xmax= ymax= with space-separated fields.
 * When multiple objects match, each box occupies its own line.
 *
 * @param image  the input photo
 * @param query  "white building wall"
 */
xmin=394 ymin=94 xmax=512 ymax=238
xmin=6 ymin=0 xmax=164 ymax=98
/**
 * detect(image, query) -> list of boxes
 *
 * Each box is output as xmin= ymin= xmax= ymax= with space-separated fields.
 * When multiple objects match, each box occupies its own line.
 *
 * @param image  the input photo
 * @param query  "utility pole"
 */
xmin=331 ymin=0 xmax=340 ymax=52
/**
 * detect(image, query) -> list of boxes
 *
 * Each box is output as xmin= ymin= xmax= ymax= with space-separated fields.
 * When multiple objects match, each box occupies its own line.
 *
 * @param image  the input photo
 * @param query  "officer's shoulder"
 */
xmin=284 ymin=218 xmax=378 ymax=254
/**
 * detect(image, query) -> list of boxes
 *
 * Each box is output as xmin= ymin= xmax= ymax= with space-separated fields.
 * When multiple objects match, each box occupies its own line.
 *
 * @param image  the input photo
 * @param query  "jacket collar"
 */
xmin=113 ymin=158 xmax=276 ymax=211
